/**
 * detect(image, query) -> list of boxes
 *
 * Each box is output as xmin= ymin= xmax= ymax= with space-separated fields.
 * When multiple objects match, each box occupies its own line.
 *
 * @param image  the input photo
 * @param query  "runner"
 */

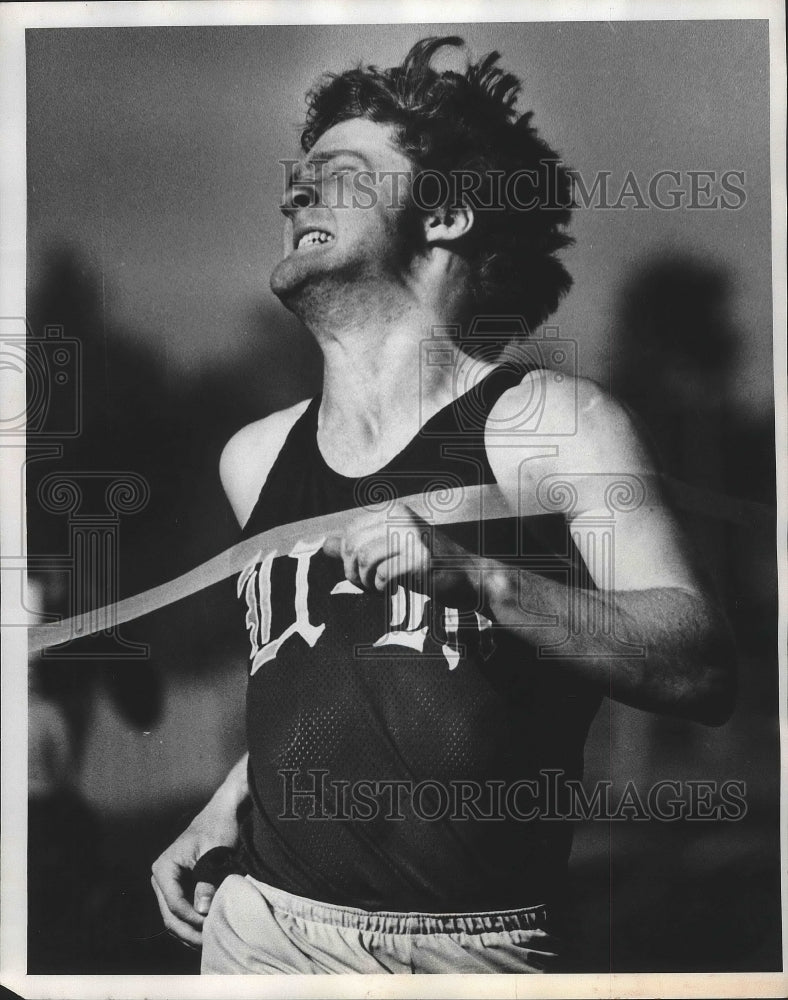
xmin=151 ymin=36 xmax=735 ymax=974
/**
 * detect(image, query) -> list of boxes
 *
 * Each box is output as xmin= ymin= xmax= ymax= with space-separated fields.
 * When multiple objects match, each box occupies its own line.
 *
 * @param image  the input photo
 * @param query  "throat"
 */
xmin=315 ymin=341 xmax=494 ymax=477
xmin=316 ymin=405 xmax=423 ymax=478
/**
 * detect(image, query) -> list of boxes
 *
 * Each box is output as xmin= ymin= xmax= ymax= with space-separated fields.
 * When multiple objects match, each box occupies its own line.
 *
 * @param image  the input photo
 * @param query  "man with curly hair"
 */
xmin=151 ymin=37 xmax=735 ymax=974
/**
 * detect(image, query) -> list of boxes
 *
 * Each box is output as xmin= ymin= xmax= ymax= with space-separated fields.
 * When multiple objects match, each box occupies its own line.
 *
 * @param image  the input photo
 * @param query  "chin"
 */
xmin=269 ymin=256 xmax=299 ymax=300
xmin=270 ymin=246 xmax=338 ymax=298
xmin=270 ymin=250 xmax=360 ymax=309
xmin=269 ymin=264 xmax=328 ymax=323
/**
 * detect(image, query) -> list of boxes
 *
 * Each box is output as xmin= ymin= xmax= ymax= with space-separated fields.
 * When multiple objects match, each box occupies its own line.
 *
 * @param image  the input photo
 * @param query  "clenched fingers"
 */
xmin=151 ymin=876 xmax=203 ymax=949
xmin=327 ymin=509 xmax=432 ymax=591
xmin=151 ymin=856 xmax=204 ymax=929
xmin=193 ymin=880 xmax=216 ymax=917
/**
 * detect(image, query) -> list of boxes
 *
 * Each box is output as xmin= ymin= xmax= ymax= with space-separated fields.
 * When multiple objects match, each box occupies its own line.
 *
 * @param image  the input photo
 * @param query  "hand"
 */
xmin=151 ymin=798 xmax=240 ymax=948
xmin=323 ymin=502 xmax=481 ymax=609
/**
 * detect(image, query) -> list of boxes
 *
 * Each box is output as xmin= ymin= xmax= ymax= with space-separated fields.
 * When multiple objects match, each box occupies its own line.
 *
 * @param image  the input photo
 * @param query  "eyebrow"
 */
xmin=290 ymin=148 xmax=374 ymax=184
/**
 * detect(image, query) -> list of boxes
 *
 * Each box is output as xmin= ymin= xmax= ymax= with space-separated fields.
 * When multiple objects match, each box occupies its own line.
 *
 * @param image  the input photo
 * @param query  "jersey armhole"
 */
xmin=222 ymin=399 xmax=312 ymax=530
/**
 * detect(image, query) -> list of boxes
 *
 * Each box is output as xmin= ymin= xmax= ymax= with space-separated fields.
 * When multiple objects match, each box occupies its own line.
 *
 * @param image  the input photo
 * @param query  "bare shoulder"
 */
xmin=486 ymin=370 xmax=655 ymax=490
xmin=220 ymin=399 xmax=311 ymax=527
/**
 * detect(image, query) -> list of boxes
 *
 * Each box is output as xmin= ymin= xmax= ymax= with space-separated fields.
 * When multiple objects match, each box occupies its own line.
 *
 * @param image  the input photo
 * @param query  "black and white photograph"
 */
xmin=0 ymin=2 xmax=786 ymax=997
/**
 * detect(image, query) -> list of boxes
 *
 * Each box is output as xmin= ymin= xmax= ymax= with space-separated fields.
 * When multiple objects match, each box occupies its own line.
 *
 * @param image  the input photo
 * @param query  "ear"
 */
xmin=423 ymin=204 xmax=474 ymax=246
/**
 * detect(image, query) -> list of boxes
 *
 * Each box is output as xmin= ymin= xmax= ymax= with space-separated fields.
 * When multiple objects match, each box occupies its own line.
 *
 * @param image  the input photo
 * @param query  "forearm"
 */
xmin=200 ymin=752 xmax=250 ymax=820
xmin=483 ymin=566 xmax=736 ymax=725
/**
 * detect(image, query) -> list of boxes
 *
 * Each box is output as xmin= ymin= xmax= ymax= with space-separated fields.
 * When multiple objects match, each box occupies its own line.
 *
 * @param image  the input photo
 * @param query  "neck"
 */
xmin=285 ymin=253 xmax=496 ymax=474
xmin=313 ymin=306 xmax=493 ymax=476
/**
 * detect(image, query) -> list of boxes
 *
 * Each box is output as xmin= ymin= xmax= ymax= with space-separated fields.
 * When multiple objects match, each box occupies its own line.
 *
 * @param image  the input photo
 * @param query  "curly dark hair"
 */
xmin=301 ymin=36 xmax=574 ymax=349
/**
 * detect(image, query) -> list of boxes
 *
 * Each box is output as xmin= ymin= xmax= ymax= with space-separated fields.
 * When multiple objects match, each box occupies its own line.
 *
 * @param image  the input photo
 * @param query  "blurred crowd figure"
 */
xmin=612 ymin=254 xmax=776 ymax=666
xmin=27 ymin=579 xmax=104 ymax=971
xmin=28 ymin=680 xmax=106 ymax=971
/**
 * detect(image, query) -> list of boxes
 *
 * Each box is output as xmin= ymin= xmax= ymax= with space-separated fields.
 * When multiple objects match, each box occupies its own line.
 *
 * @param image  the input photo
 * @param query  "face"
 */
xmin=269 ymin=118 xmax=422 ymax=309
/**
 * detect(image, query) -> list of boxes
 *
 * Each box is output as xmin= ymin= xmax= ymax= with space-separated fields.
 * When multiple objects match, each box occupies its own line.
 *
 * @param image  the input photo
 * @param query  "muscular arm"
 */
xmin=483 ymin=571 xmax=734 ymax=724
xmin=327 ymin=372 xmax=736 ymax=727
xmin=482 ymin=371 xmax=736 ymax=725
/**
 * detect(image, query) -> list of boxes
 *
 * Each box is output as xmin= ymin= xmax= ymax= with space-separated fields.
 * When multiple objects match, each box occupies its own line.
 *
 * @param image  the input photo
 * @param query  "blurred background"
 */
xmin=25 ymin=22 xmax=779 ymax=973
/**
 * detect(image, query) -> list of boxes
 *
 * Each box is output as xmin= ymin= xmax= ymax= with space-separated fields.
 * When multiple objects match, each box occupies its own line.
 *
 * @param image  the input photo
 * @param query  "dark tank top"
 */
xmin=235 ymin=363 xmax=600 ymax=912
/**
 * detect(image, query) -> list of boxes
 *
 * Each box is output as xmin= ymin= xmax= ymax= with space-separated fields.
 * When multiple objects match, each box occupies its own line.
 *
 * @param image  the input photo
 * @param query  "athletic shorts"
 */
xmin=201 ymin=874 xmax=559 ymax=974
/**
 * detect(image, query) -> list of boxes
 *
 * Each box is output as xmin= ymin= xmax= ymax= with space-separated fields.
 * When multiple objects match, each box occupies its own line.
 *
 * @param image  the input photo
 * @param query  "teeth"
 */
xmin=296 ymin=230 xmax=335 ymax=251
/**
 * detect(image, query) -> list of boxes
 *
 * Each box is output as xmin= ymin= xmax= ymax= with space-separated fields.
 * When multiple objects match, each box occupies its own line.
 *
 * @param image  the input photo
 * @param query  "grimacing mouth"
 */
xmin=294 ymin=228 xmax=336 ymax=252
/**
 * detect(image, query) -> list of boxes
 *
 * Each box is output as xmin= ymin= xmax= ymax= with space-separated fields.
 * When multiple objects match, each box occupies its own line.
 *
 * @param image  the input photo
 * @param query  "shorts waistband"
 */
xmin=245 ymin=876 xmax=548 ymax=936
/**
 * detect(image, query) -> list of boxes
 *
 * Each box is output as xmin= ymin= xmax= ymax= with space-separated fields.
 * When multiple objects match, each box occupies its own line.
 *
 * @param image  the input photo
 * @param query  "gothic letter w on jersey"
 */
xmin=238 ymin=539 xmax=494 ymax=674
